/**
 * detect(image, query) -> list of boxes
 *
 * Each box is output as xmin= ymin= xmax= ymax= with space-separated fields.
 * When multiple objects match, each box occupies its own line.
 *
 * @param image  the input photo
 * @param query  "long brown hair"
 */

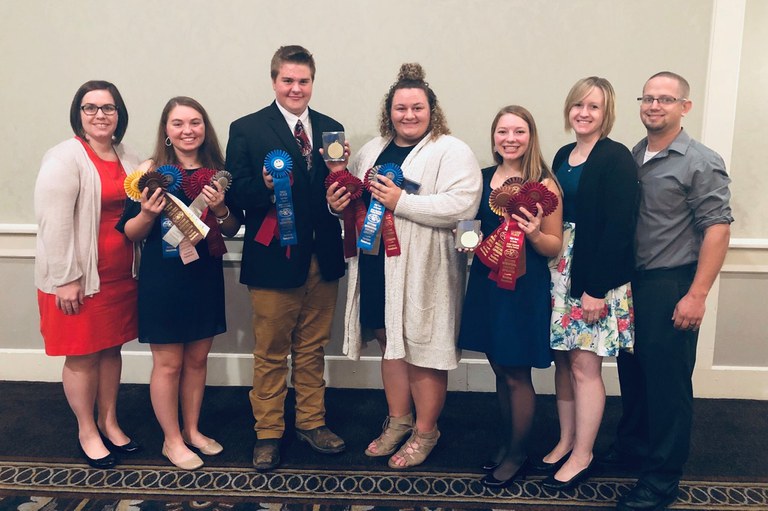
xmin=151 ymin=96 xmax=225 ymax=169
xmin=491 ymin=105 xmax=559 ymax=190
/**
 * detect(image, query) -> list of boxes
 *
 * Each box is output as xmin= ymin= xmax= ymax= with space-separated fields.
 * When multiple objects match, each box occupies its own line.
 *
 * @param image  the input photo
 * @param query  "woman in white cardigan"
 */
xmin=327 ymin=63 xmax=482 ymax=468
xmin=34 ymin=81 xmax=142 ymax=469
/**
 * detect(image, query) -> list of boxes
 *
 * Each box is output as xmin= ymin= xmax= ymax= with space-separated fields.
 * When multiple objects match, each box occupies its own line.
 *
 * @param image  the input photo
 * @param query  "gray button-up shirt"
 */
xmin=632 ymin=129 xmax=733 ymax=271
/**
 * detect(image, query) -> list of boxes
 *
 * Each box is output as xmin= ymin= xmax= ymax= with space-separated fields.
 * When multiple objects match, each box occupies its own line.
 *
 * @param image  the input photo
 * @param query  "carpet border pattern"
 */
xmin=0 ymin=461 xmax=767 ymax=509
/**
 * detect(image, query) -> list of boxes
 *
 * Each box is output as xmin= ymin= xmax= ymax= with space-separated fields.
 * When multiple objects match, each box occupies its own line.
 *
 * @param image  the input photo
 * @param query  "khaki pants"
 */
xmin=248 ymin=256 xmax=339 ymax=439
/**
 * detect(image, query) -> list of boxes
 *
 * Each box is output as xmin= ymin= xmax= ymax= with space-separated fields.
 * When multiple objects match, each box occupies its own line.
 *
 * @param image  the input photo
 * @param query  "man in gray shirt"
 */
xmin=610 ymin=72 xmax=733 ymax=511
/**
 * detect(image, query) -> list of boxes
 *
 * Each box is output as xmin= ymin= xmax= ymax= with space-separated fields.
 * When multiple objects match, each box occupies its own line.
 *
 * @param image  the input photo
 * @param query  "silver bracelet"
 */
xmin=215 ymin=207 xmax=230 ymax=224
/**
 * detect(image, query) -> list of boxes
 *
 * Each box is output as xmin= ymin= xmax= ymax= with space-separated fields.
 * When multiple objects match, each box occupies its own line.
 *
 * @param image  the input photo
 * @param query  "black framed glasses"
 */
xmin=81 ymin=103 xmax=118 ymax=116
xmin=636 ymin=96 xmax=686 ymax=106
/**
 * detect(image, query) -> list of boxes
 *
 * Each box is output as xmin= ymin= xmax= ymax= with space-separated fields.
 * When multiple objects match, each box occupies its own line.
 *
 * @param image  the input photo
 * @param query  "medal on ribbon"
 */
xmin=256 ymin=150 xmax=297 ymax=248
xmin=325 ymin=170 xmax=365 ymax=258
xmin=475 ymin=179 xmax=559 ymax=289
xmin=357 ymin=163 xmax=404 ymax=256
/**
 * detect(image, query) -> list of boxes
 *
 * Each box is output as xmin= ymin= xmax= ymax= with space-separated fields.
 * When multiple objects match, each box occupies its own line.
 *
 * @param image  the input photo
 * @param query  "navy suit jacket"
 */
xmin=226 ymin=101 xmax=345 ymax=288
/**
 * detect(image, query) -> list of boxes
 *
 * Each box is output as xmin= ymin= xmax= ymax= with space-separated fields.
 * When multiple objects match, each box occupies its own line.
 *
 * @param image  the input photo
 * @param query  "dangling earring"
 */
xmin=165 ymin=136 xmax=172 ymax=147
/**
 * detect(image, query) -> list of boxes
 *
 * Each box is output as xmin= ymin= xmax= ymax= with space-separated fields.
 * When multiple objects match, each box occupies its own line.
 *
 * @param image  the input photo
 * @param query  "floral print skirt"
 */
xmin=550 ymin=222 xmax=634 ymax=356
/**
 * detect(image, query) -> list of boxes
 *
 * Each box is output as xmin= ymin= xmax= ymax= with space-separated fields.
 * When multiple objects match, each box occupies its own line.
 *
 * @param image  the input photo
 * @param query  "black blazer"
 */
xmin=553 ymin=137 xmax=639 ymax=299
xmin=226 ymin=102 xmax=345 ymax=288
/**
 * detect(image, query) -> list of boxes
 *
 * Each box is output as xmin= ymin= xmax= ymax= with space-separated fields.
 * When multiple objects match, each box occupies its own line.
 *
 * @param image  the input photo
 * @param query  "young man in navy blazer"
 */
xmin=227 ymin=45 xmax=348 ymax=471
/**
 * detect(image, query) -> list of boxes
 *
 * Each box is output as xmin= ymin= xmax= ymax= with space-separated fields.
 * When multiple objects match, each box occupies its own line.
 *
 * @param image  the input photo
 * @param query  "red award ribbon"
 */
xmin=477 ymin=179 xmax=560 ymax=289
xmin=493 ymin=222 xmax=526 ymax=290
xmin=381 ymin=210 xmax=401 ymax=256
xmin=475 ymin=220 xmax=505 ymax=272
xmin=325 ymin=170 xmax=366 ymax=258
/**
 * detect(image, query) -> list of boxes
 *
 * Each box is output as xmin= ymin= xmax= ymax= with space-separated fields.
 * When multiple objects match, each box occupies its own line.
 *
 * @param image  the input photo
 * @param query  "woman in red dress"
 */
xmin=34 ymin=80 xmax=143 ymax=468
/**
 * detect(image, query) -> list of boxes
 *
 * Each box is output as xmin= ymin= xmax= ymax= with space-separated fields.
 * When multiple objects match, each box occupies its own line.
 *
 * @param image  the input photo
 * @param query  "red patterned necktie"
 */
xmin=294 ymin=119 xmax=312 ymax=171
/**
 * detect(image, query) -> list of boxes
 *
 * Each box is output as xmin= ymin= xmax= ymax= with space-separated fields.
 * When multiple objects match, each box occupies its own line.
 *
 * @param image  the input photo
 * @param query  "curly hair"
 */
xmin=378 ymin=63 xmax=450 ymax=140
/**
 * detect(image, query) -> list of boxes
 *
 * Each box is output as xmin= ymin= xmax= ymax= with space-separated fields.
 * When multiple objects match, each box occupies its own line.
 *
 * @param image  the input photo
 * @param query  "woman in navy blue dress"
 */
xmin=120 ymin=97 xmax=241 ymax=470
xmin=458 ymin=105 xmax=562 ymax=488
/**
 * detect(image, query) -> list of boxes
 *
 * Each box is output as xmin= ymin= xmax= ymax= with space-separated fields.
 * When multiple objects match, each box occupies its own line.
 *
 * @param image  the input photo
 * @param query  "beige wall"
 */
xmin=1 ymin=1 xmax=765 ymax=397
xmin=3 ymin=0 xmax=714 ymax=225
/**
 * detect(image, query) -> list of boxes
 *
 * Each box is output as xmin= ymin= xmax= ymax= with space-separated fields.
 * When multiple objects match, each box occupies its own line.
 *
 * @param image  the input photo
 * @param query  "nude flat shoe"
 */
xmin=162 ymin=443 xmax=204 ymax=470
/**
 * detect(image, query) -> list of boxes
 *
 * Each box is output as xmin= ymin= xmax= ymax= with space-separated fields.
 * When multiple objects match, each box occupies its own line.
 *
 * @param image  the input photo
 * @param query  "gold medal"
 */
xmin=327 ymin=140 xmax=344 ymax=159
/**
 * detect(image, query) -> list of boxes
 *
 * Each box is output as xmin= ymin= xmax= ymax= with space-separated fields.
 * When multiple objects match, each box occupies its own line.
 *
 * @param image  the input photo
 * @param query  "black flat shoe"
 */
xmin=99 ymin=431 xmax=142 ymax=454
xmin=529 ymin=450 xmax=572 ymax=473
xmin=481 ymin=459 xmax=500 ymax=472
xmin=78 ymin=443 xmax=117 ymax=469
xmin=480 ymin=461 xmax=527 ymax=489
xmin=541 ymin=462 xmax=592 ymax=491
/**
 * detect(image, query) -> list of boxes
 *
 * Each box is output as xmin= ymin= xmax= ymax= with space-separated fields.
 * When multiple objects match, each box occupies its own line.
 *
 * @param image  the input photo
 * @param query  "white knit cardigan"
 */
xmin=34 ymin=138 xmax=142 ymax=296
xmin=342 ymin=134 xmax=482 ymax=370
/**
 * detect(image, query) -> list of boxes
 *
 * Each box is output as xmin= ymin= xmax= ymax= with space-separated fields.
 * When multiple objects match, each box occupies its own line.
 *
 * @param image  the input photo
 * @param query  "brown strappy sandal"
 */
xmin=388 ymin=427 xmax=440 ymax=469
xmin=365 ymin=413 xmax=414 ymax=457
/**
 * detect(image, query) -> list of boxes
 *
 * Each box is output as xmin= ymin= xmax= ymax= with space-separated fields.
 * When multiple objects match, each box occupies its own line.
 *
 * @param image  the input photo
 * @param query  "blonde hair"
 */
xmin=378 ymin=63 xmax=449 ymax=140
xmin=563 ymin=76 xmax=616 ymax=138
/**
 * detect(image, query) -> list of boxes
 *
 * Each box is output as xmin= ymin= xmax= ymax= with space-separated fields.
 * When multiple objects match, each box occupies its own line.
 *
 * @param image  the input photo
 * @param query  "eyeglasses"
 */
xmin=636 ymin=96 xmax=686 ymax=106
xmin=81 ymin=103 xmax=118 ymax=116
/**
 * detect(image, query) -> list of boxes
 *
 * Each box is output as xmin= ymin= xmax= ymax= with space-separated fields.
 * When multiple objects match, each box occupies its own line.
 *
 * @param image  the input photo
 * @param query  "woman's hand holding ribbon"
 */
xmin=326 ymin=181 xmax=351 ymax=213
xmin=140 ymin=187 xmax=166 ymax=220
xmin=370 ymin=174 xmax=402 ymax=210
xmin=511 ymin=203 xmax=544 ymax=240
xmin=55 ymin=280 xmax=84 ymax=315
xmin=203 ymin=181 xmax=227 ymax=217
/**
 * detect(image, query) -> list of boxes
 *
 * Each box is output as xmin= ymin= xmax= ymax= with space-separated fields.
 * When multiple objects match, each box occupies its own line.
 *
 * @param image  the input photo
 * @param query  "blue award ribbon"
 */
xmin=264 ymin=150 xmax=298 ymax=247
xmin=160 ymin=215 xmax=180 ymax=258
xmin=357 ymin=163 xmax=404 ymax=251
xmin=156 ymin=165 xmax=183 ymax=193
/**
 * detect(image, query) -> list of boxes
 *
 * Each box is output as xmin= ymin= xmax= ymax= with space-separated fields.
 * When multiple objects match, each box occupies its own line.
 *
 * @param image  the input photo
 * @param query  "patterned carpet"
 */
xmin=2 ymin=383 xmax=767 ymax=510
xmin=1 ymin=460 xmax=767 ymax=510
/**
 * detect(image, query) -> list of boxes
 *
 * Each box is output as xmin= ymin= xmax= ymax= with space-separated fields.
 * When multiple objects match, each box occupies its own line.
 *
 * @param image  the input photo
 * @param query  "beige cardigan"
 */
xmin=342 ymin=134 xmax=482 ymax=370
xmin=34 ymin=138 xmax=142 ymax=296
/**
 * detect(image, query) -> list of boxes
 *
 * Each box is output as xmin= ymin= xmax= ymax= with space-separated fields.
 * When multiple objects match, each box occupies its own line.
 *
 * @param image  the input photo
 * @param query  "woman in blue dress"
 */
xmin=119 ymin=97 xmax=242 ymax=470
xmin=458 ymin=105 xmax=562 ymax=488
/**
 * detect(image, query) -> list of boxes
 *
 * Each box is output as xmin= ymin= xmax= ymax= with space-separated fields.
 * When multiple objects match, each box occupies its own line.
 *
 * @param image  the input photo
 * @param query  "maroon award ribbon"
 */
xmin=325 ymin=170 xmax=364 ymax=258
xmin=475 ymin=179 xmax=559 ymax=289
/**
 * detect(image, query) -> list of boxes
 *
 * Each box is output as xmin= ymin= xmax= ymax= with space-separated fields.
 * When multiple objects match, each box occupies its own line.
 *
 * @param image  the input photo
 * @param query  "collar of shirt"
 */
xmin=633 ymin=128 xmax=691 ymax=163
xmin=275 ymin=102 xmax=313 ymax=147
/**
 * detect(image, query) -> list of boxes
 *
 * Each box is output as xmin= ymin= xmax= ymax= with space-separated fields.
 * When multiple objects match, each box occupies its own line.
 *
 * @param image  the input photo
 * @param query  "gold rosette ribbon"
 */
xmin=123 ymin=170 xmax=145 ymax=202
